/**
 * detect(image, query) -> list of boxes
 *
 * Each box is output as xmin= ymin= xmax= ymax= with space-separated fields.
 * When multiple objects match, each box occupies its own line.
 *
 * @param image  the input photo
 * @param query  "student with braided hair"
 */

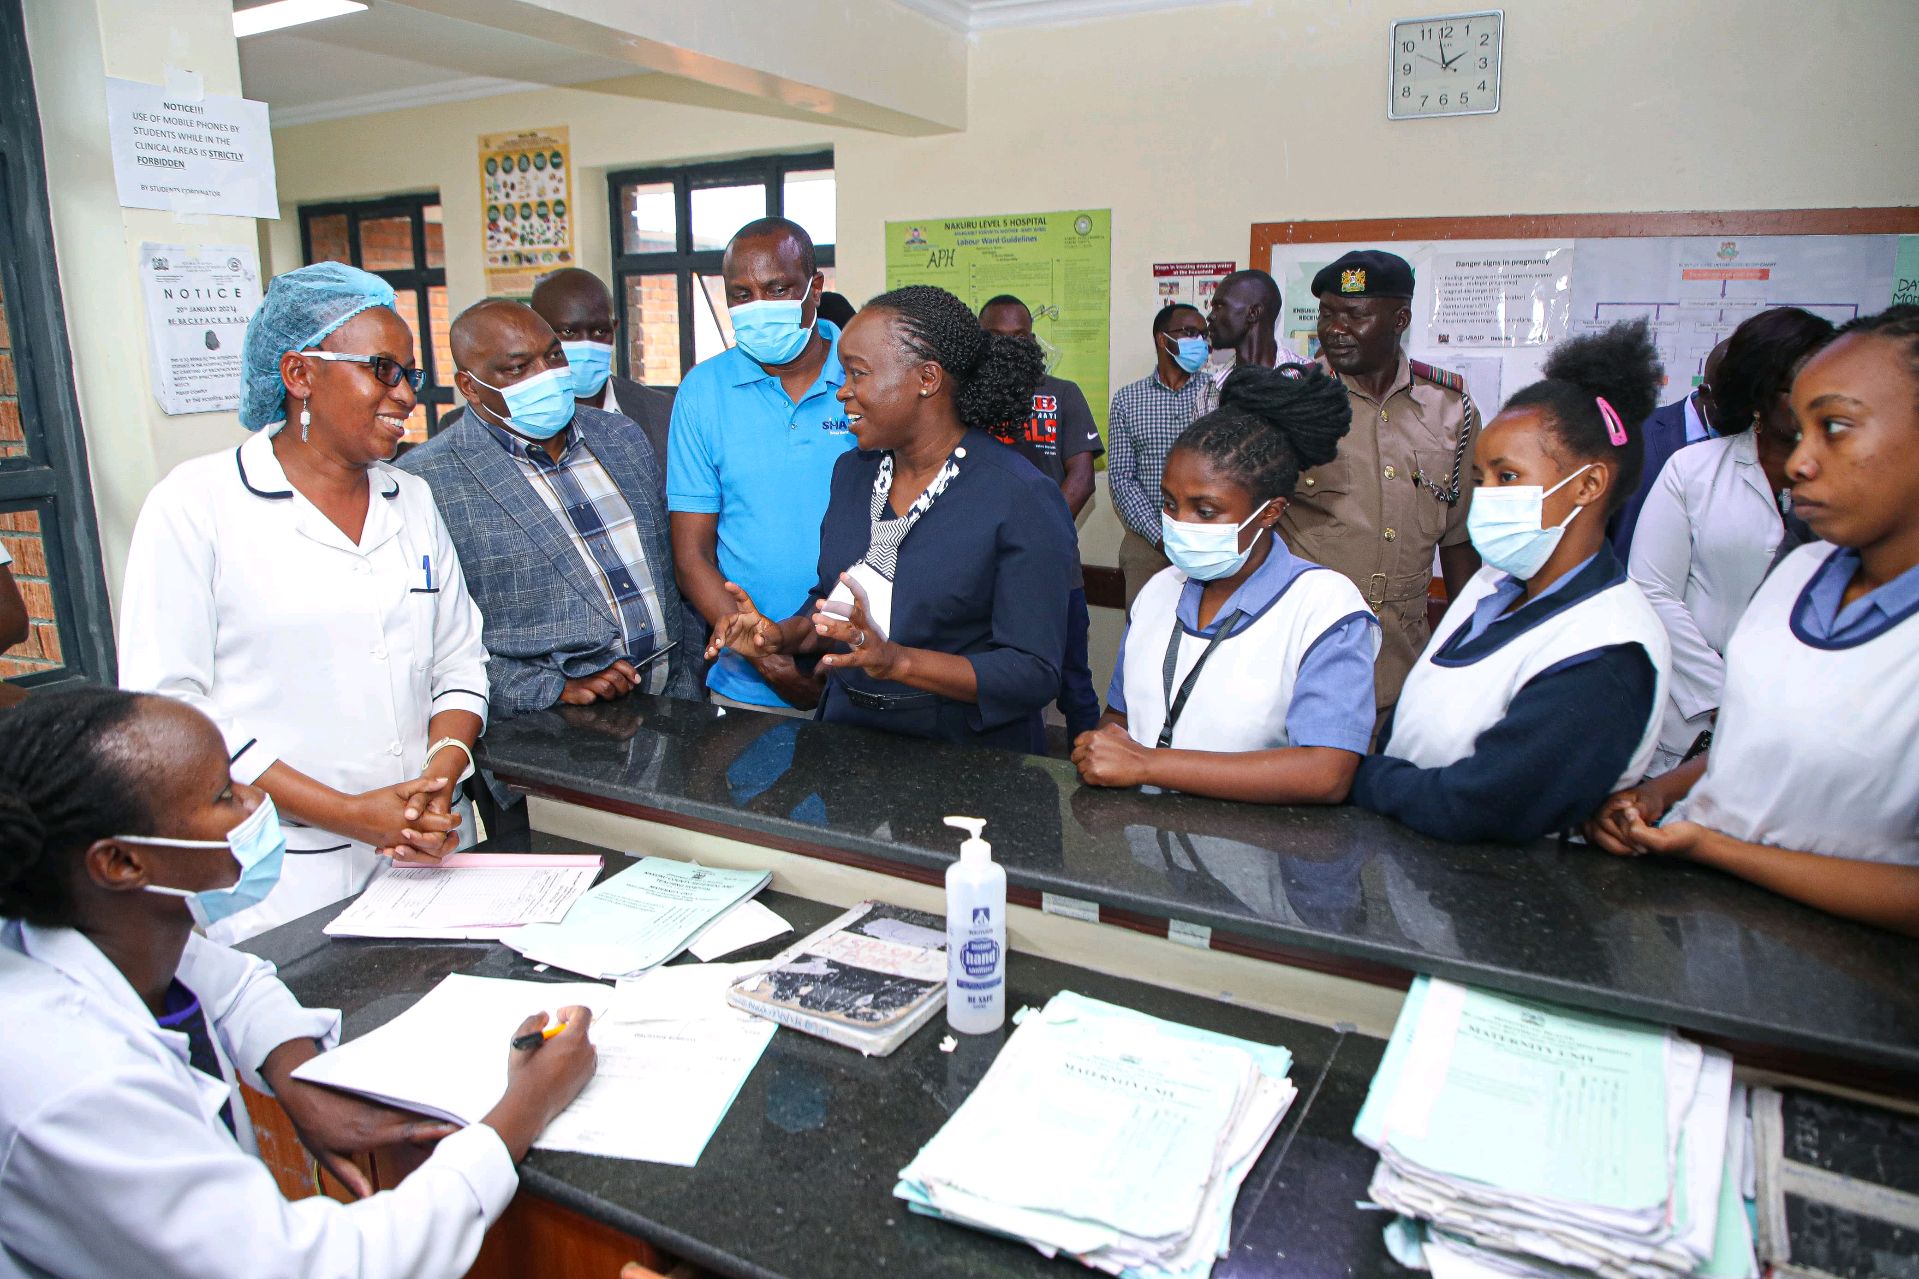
xmin=1073 ymin=363 xmax=1380 ymax=803
xmin=1588 ymin=306 xmax=1919 ymax=936
xmin=1353 ymin=320 xmax=1672 ymax=843
xmin=706 ymin=285 xmax=1078 ymax=752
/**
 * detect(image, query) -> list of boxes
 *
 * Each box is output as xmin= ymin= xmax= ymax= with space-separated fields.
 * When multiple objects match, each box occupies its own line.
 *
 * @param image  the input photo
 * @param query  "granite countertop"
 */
xmin=477 ymin=695 xmax=1919 ymax=1081
xmin=245 ymin=837 xmax=1404 ymax=1279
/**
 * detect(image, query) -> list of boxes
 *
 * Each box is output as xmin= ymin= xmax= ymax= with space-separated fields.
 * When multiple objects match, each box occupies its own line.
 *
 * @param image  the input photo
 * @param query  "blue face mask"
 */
xmin=560 ymin=340 xmax=614 ymax=398
xmin=729 ymin=298 xmax=815 ymax=367
xmin=1164 ymin=333 xmax=1210 ymax=374
xmin=471 ymin=366 xmax=577 ymax=440
xmin=1466 ymin=464 xmax=1591 ymax=579
xmin=1161 ymin=500 xmax=1272 ymax=581
xmin=127 ymin=796 xmax=288 ymax=931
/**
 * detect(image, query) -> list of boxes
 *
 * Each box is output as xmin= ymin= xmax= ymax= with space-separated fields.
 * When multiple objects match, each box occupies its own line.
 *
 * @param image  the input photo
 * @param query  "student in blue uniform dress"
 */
xmin=1351 ymin=320 xmax=1671 ymax=843
xmin=1587 ymin=307 xmax=1919 ymax=936
xmin=705 ymin=285 xmax=1077 ymax=753
xmin=1073 ymin=364 xmax=1379 ymax=803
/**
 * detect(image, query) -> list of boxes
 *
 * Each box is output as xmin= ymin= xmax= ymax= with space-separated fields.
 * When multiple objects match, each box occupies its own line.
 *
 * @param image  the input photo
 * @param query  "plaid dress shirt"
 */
xmin=1107 ymin=371 xmax=1212 ymax=541
xmin=481 ymin=417 xmax=669 ymax=692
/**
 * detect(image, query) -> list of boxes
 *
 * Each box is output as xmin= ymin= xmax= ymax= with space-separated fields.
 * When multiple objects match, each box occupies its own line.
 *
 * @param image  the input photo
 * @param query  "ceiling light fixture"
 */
xmin=233 ymin=0 xmax=369 ymax=39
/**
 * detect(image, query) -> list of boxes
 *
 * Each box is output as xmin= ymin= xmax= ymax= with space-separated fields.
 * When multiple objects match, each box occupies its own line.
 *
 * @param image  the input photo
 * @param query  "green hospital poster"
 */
xmin=884 ymin=209 xmax=1112 ymax=434
xmin=1894 ymin=235 xmax=1919 ymax=307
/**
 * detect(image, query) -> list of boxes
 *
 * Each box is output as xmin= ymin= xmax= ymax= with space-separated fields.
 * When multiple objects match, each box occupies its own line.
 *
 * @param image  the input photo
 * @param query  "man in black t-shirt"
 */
xmin=980 ymin=295 xmax=1105 ymax=741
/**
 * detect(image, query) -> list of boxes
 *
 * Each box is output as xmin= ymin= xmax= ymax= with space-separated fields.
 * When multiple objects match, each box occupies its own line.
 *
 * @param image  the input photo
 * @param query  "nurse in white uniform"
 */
xmin=0 ymin=687 xmax=597 ymax=1279
xmin=1351 ymin=321 xmax=1672 ymax=844
xmin=119 ymin=263 xmax=491 ymax=941
xmin=1588 ymin=308 xmax=1919 ymax=937
xmin=1073 ymin=364 xmax=1379 ymax=803
xmin=1628 ymin=307 xmax=1834 ymax=770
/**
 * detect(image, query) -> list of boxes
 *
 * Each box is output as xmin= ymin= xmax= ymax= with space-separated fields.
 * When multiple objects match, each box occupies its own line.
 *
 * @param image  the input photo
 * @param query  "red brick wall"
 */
xmin=0 ymin=277 xmax=61 ymax=679
xmin=0 ymin=511 xmax=63 ymax=679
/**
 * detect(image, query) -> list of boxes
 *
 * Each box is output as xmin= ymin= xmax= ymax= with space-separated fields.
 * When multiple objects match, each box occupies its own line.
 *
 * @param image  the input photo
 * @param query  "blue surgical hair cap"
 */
xmin=240 ymin=262 xmax=398 ymax=431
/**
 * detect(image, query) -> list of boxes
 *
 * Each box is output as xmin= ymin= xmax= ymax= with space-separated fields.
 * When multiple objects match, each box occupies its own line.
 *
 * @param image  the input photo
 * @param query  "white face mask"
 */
xmin=1160 ymin=500 xmax=1273 ymax=581
xmin=1466 ymin=464 xmax=1592 ymax=579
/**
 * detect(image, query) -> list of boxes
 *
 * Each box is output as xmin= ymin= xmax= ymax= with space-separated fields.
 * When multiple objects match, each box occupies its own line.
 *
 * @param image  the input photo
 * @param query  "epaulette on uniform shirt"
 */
xmin=1408 ymin=359 xmax=1464 ymax=393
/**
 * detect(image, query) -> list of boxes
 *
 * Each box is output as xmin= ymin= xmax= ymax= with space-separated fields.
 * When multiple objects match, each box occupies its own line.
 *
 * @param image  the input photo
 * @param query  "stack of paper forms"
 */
xmin=1355 ymin=976 xmax=1757 ymax=1279
xmin=504 ymin=856 xmax=770 ymax=979
xmin=895 ymin=991 xmax=1297 ymax=1279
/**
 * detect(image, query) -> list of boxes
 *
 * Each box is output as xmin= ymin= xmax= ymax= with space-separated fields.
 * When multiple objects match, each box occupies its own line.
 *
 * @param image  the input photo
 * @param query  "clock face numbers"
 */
xmin=1391 ymin=11 xmax=1502 ymax=119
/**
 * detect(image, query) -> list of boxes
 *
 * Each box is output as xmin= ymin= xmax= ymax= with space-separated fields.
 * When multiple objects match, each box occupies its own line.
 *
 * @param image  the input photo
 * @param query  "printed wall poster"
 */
xmin=886 ymin=210 xmax=1112 ymax=432
xmin=480 ymin=127 xmax=575 ymax=297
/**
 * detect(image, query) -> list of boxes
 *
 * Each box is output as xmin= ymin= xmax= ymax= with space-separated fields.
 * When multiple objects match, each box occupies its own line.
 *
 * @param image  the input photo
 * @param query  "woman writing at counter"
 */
xmin=706 ymin=285 xmax=1078 ymax=753
xmin=1587 ymin=307 xmax=1919 ymax=936
xmin=1073 ymin=364 xmax=1380 ymax=802
xmin=118 ymin=263 xmax=492 ymax=941
xmin=0 ymin=687 xmax=596 ymax=1279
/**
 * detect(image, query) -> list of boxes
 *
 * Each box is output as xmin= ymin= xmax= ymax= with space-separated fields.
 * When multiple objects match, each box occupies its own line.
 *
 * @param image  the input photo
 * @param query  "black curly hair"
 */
xmin=1831 ymin=304 xmax=1919 ymax=413
xmin=864 ymin=284 xmax=1044 ymax=431
xmin=1171 ymin=363 xmax=1351 ymax=503
xmin=1503 ymin=318 xmax=1663 ymax=515
xmin=1713 ymin=307 xmax=1835 ymax=437
xmin=0 ymin=686 xmax=157 ymax=926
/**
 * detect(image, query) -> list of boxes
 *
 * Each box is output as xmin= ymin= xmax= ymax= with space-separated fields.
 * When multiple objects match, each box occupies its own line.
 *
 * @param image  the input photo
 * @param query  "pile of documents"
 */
xmin=895 ymin=991 xmax=1297 ymax=1279
xmin=324 ymin=853 xmax=603 ymax=940
xmin=1354 ymin=976 xmax=1757 ymax=1279
xmin=504 ymin=856 xmax=771 ymax=979
xmin=293 ymin=969 xmax=777 ymax=1167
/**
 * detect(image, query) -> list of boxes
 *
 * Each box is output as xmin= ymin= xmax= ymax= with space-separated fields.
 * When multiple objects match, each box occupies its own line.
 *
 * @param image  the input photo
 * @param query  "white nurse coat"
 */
xmin=0 ymin=919 xmax=517 ymax=1279
xmin=118 ymin=433 xmax=490 ymax=942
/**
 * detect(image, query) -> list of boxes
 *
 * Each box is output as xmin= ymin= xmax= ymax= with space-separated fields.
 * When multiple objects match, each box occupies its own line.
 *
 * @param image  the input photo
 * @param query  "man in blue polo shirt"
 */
xmin=668 ymin=217 xmax=855 ymax=713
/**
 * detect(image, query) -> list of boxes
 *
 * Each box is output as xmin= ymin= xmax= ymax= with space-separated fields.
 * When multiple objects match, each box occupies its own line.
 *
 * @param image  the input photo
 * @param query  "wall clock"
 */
xmin=1390 ymin=10 xmax=1503 ymax=119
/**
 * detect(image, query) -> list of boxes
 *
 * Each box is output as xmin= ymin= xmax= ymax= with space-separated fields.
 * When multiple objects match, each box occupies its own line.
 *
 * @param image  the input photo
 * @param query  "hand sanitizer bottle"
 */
xmin=943 ymin=815 xmax=1006 ymax=1034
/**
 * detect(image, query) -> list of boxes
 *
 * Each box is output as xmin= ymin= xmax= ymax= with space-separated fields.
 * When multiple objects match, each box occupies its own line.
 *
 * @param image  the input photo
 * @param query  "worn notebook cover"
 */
xmin=726 ymin=900 xmax=947 ymax=1057
xmin=1753 ymin=1086 xmax=1919 ymax=1279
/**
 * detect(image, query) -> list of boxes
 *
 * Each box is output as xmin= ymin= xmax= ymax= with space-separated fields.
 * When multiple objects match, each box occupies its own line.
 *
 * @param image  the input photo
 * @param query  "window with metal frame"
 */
xmin=0 ymin=0 xmax=116 ymax=688
xmin=607 ymin=152 xmax=836 ymax=384
xmin=298 ymin=195 xmax=452 ymax=441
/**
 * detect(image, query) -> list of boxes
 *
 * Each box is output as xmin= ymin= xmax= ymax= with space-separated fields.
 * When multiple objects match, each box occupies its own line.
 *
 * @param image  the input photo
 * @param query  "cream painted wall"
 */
xmin=23 ymin=0 xmax=255 ymax=602
xmin=49 ymin=0 xmax=1917 ymax=647
xmin=256 ymin=0 xmax=1917 ymax=686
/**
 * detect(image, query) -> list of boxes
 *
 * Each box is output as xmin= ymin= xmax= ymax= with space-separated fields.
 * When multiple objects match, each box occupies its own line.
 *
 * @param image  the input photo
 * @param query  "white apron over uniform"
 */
xmin=1669 ymin=544 xmax=1919 ymax=863
xmin=1121 ymin=564 xmax=1377 ymax=752
xmin=118 ymin=433 xmax=491 ymax=942
xmin=0 ymin=921 xmax=517 ymax=1279
xmin=1384 ymin=565 xmax=1671 ymax=791
xmin=1627 ymin=430 xmax=1782 ymax=771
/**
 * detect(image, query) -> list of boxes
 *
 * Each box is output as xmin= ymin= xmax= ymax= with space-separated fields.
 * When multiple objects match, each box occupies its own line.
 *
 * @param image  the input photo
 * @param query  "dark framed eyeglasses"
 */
xmin=304 ymin=350 xmax=427 ymax=391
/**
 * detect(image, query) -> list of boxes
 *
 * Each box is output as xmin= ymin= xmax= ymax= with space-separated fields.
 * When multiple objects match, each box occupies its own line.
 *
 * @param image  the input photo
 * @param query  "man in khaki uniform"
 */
xmin=1282 ymin=250 xmax=1481 ymax=713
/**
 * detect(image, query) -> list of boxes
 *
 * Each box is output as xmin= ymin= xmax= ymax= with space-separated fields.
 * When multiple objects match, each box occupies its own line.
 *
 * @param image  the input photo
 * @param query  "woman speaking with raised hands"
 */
xmin=706 ymin=285 xmax=1079 ymax=753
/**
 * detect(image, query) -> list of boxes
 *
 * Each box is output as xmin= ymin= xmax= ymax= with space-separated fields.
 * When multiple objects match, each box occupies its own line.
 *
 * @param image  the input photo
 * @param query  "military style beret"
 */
xmin=1311 ymin=250 xmax=1415 ymax=299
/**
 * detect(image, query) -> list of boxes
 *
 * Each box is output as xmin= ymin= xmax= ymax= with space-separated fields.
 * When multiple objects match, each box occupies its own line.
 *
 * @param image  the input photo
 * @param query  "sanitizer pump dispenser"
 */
xmin=943 ymin=816 xmax=1006 ymax=1034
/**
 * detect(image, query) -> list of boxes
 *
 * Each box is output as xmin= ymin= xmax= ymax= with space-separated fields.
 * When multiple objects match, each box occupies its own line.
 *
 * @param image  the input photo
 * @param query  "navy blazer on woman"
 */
xmin=809 ymin=429 xmax=1078 ymax=753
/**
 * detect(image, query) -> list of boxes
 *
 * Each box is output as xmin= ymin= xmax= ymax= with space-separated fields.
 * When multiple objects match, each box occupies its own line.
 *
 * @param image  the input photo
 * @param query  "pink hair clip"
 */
xmin=1596 ymin=396 xmax=1628 ymax=446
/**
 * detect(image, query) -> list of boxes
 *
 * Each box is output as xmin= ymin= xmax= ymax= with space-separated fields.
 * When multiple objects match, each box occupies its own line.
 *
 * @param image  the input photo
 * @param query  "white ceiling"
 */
xmin=235 ymin=0 xmax=1229 ymax=127
xmin=234 ymin=1 xmax=648 ymax=126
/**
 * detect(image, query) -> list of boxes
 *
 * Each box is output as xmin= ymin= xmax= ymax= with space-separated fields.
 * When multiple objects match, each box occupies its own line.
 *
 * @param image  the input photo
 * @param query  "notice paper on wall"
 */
xmin=104 ymin=78 xmax=278 ymax=219
xmin=138 ymin=242 xmax=261 ymax=416
xmin=1152 ymin=261 xmax=1235 ymax=312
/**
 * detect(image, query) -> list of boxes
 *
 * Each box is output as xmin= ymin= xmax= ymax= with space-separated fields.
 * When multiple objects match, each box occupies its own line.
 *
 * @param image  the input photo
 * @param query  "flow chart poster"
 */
xmin=480 ymin=127 xmax=575 ymax=297
xmin=885 ymin=210 xmax=1112 ymax=433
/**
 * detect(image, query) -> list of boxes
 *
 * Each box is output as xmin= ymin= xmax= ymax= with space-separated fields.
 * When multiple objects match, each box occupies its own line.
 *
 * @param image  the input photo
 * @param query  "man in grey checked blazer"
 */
xmin=397 ymin=319 xmax=698 ymax=722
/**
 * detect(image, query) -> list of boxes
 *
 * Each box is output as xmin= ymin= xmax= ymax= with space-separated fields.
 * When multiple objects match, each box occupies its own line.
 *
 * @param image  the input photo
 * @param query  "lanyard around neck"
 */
xmin=1157 ymin=610 xmax=1244 ymax=749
